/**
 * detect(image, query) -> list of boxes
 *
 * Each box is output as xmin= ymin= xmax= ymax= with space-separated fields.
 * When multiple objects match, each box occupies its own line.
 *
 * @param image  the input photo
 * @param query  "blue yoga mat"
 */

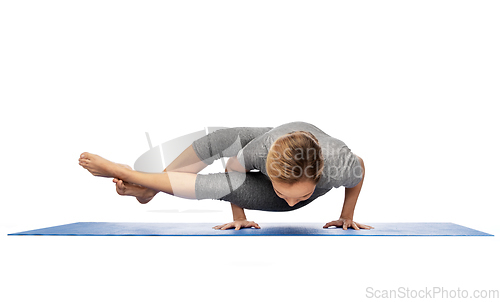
xmin=8 ymin=222 xmax=493 ymax=236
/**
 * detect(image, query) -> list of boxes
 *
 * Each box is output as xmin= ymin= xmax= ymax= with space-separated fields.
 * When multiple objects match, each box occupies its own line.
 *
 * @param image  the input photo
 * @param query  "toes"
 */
xmin=116 ymin=180 xmax=126 ymax=195
xmin=79 ymin=158 xmax=90 ymax=167
xmin=116 ymin=186 xmax=124 ymax=195
xmin=117 ymin=180 xmax=126 ymax=190
xmin=79 ymin=152 xmax=91 ymax=167
xmin=80 ymin=152 xmax=98 ymax=162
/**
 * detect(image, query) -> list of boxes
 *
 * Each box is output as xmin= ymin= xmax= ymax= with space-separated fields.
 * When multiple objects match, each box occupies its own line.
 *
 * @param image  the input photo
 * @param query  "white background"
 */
xmin=1 ymin=0 xmax=499 ymax=301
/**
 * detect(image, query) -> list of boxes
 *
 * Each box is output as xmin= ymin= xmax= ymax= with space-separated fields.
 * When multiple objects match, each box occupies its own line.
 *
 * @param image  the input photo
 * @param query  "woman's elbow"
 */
xmin=355 ymin=155 xmax=365 ymax=177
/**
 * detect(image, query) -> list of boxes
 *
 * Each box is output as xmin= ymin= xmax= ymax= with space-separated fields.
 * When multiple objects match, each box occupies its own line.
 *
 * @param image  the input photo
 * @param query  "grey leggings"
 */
xmin=190 ymin=126 xmax=331 ymax=211
xmin=191 ymin=126 xmax=332 ymax=211
xmin=195 ymin=171 xmax=331 ymax=212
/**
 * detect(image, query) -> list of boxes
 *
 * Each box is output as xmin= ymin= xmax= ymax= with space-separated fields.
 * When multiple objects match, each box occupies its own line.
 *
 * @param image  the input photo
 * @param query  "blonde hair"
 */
xmin=265 ymin=130 xmax=324 ymax=185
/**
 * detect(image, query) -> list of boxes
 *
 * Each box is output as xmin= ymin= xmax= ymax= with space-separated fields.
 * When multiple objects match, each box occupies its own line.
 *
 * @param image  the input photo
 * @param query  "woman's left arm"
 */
xmin=323 ymin=155 xmax=374 ymax=230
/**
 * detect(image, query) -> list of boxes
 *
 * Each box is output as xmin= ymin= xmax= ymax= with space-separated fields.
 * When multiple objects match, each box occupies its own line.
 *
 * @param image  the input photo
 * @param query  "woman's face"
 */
xmin=271 ymin=180 xmax=316 ymax=207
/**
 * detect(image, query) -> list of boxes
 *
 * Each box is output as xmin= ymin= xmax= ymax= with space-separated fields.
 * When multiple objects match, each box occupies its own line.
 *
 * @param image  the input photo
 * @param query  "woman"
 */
xmin=79 ymin=121 xmax=373 ymax=231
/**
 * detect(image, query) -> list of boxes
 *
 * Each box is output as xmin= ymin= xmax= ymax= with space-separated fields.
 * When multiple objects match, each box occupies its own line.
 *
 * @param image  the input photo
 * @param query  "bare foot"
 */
xmin=111 ymin=164 xmax=158 ymax=204
xmin=113 ymin=178 xmax=158 ymax=204
xmin=79 ymin=152 xmax=124 ymax=178
xmin=79 ymin=153 xmax=158 ymax=204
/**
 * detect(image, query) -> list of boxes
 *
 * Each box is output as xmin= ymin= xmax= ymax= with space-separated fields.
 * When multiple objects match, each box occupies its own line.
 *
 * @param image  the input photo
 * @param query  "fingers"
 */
xmin=324 ymin=220 xmax=373 ymax=230
xmin=358 ymin=223 xmax=374 ymax=230
xmin=212 ymin=224 xmax=227 ymax=230
xmin=221 ymin=223 xmax=232 ymax=230
xmin=247 ymin=221 xmax=261 ymax=229
xmin=215 ymin=223 xmax=235 ymax=230
xmin=212 ymin=221 xmax=262 ymax=230
xmin=343 ymin=221 xmax=361 ymax=230
xmin=323 ymin=220 xmax=340 ymax=228
xmin=323 ymin=221 xmax=341 ymax=228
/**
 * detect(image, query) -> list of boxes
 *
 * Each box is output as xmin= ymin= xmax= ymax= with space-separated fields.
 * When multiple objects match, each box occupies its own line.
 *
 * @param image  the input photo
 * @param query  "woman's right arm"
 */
xmin=212 ymin=156 xmax=260 ymax=230
xmin=213 ymin=200 xmax=261 ymax=231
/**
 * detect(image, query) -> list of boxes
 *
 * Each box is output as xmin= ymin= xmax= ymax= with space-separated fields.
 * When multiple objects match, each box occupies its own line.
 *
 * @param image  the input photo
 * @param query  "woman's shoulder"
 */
xmin=276 ymin=120 xmax=318 ymax=129
xmin=267 ymin=121 xmax=324 ymax=136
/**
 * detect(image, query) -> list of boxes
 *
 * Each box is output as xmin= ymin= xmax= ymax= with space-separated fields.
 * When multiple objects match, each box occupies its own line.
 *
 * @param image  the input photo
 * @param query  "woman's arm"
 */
xmin=323 ymin=155 xmax=373 ymax=230
xmin=340 ymin=155 xmax=365 ymax=220
xmin=226 ymin=156 xmax=249 ymax=220
xmin=212 ymin=156 xmax=260 ymax=230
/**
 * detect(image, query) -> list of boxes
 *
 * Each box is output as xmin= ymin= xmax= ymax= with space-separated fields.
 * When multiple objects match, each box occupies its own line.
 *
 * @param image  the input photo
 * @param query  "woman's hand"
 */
xmin=323 ymin=218 xmax=374 ymax=230
xmin=213 ymin=220 xmax=261 ymax=231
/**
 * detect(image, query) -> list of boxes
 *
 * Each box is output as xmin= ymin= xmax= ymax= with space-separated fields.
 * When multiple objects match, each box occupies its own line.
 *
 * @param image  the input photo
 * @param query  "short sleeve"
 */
xmin=236 ymin=147 xmax=256 ymax=171
xmin=342 ymin=153 xmax=364 ymax=188
xmin=236 ymin=135 xmax=270 ymax=171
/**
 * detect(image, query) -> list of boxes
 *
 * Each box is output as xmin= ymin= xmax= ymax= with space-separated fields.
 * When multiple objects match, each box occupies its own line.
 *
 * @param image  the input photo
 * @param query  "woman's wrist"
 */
xmin=231 ymin=203 xmax=247 ymax=221
xmin=340 ymin=213 xmax=354 ymax=220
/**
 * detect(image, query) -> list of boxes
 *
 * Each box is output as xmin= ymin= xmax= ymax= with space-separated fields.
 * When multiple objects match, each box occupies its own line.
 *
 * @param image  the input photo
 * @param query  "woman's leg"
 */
xmin=164 ymin=144 xmax=209 ymax=173
xmin=80 ymin=152 xmax=330 ymax=209
xmin=112 ymin=144 xmax=209 ymax=202
xmin=79 ymin=151 xmax=200 ymax=199
xmin=113 ymin=126 xmax=272 ymax=203
xmin=195 ymin=171 xmax=331 ymax=211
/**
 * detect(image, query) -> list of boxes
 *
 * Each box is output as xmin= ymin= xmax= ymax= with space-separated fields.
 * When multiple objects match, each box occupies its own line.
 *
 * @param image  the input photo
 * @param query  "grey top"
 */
xmin=192 ymin=121 xmax=363 ymax=189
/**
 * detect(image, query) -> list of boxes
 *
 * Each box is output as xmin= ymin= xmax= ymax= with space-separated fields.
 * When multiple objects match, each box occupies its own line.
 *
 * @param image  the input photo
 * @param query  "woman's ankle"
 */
xmin=114 ymin=165 xmax=132 ymax=182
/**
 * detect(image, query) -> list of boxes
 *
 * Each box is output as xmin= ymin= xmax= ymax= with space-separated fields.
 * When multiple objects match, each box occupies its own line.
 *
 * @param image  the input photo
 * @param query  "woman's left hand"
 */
xmin=323 ymin=218 xmax=374 ymax=230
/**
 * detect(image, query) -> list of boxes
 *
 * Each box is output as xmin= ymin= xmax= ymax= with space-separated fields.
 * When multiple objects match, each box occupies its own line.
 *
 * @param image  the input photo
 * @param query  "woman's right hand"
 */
xmin=213 ymin=220 xmax=261 ymax=231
